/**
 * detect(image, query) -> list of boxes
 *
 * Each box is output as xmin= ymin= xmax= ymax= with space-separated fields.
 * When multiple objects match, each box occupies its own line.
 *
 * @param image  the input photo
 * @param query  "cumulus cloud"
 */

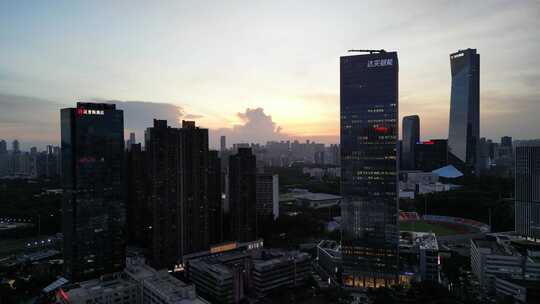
xmin=211 ymin=107 xmax=286 ymax=148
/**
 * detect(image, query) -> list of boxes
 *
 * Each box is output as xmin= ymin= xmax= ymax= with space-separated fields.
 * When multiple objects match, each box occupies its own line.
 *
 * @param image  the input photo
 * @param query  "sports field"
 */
xmin=399 ymin=220 xmax=470 ymax=236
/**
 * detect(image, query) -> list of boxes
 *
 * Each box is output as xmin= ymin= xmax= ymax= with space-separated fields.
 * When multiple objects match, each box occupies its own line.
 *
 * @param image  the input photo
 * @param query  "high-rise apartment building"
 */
xmin=208 ymin=150 xmax=223 ymax=244
xmin=402 ymin=115 xmax=420 ymax=170
xmin=340 ymin=50 xmax=399 ymax=288
xmin=448 ymin=48 xmax=480 ymax=173
xmin=144 ymin=120 xmax=213 ymax=269
xmin=61 ymin=102 xmax=126 ymax=281
xmin=256 ymin=173 xmax=279 ymax=222
xmin=228 ymin=148 xmax=257 ymax=242
xmin=515 ymin=146 xmax=540 ymax=240
xmin=126 ymin=143 xmax=149 ymax=246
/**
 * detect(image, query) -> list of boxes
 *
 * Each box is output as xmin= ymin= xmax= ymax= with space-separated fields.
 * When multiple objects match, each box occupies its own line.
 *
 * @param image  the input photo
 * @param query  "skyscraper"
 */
xmin=12 ymin=139 xmax=20 ymax=152
xmin=207 ymin=150 xmax=223 ymax=244
xmin=515 ymin=146 xmax=540 ymax=240
xmin=256 ymin=173 xmax=279 ymax=222
xmin=448 ymin=48 xmax=480 ymax=173
xmin=61 ymin=102 xmax=125 ymax=281
xmin=126 ymin=143 xmax=148 ymax=246
xmin=145 ymin=120 xmax=212 ymax=269
xmin=126 ymin=132 xmax=136 ymax=151
xmin=220 ymin=135 xmax=226 ymax=153
xmin=228 ymin=148 xmax=257 ymax=242
xmin=402 ymin=115 xmax=420 ymax=170
xmin=340 ymin=50 xmax=399 ymax=288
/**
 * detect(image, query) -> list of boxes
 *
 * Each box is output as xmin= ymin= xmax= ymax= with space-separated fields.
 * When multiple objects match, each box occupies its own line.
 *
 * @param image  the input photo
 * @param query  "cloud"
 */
xmin=211 ymin=107 xmax=286 ymax=148
xmin=0 ymin=94 xmax=190 ymax=149
xmin=184 ymin=114 xmax=204 ymax=119
xmin=92 ymin=99 xmax=184 ymax=141
xmin=0 ymin=94 xmax=62 ymax=149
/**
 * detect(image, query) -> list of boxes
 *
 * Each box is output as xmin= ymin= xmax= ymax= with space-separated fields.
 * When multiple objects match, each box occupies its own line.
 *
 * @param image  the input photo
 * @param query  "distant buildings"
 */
xmin=220 ymin=135 xmax=226 ymax=154
xmin=61 ymin=102 xmax=126 ymax=281
xmin=228 ymin=148 xmax=257 ymax=242
xmin=340 ymin=50 xmax=399 ymax=288
xmin=402 ymin=115 xmax=420 ymax=170
xmin=448 ymin=48 xmax=480 ymax=173
xmin=515 ymin=146 xmax=540 ymax=240
xmin=126 ymin=132 xmax=136 ymax=151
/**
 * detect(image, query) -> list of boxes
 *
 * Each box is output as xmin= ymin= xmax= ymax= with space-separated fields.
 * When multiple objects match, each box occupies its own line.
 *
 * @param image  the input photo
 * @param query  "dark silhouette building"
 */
xmin=402 ymin=115 xmax=420 ymax=170
xmin=144 ymin=120 xmax=213 ymax=269
xmin=448 ymin=48 xmax=480 ymax=174
xmin=340 ymin=50 xmax=399 ymax=288
xmin=208 ymin=150 xmax=223 ymax=244
xmin=228 ymin=148 xmax=257 ymax=242
xmin=415 ymin=140 xmax=448 ymax=172
xmin=61 ymin=102 xmax=125 ymax=281
xmin=515 ymin=146 xmax=540 ymax=239
xmin=501 ymin=136 xmax=513 ymax=148
xmin=126 ymin=143 xmax=149 ymax=247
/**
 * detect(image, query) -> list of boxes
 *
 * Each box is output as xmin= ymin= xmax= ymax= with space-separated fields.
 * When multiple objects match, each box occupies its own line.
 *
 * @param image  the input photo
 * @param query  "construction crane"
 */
xmin=347 ymin=49 xmax=386 ymax=54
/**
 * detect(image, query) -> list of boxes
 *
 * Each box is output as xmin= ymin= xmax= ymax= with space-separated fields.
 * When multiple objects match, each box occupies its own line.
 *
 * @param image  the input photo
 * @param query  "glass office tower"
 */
xmin=448 ymin=48 xmax=480 ymax=173
xmin=340 ymin=51 xmax=399 ymax=288
xmin=402 ymin=115 xmax=420 ymax=170
xmin=61 ymin=103 xmax=125 ymax=281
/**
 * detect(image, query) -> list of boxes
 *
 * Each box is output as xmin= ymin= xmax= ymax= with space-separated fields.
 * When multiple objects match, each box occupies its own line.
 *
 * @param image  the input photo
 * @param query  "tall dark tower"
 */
xmin=208 ymin=150 xmax=223 ymax=244
xmin=61 ymin=102 xmax=125 ymax=281
xmin=402 ymin=115 xmax=420 ymax=170
xmin=126 ymin=143 xmax=149 ymax=246
xmin=515 ymin=146 xmax=540 ymax=240
xmin=145 ymin=120 xmax=211 ymax=269
xmin=228 ymin=148 xmax=257 ymax=242
xmin=340 ymin=50 xmax=399 ymax=288
xmin=448 ymin=48 xmax=480 ymax=173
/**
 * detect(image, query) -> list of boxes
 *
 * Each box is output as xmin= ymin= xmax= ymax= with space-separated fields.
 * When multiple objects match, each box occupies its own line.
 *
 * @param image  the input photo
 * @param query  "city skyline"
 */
xmin=1 ymin=1 xmax=540 ymax=149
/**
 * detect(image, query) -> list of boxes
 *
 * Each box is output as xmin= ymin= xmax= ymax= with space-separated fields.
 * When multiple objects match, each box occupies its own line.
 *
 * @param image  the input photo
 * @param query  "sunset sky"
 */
xmin=1 ymin=1 xmax=539 ymax=149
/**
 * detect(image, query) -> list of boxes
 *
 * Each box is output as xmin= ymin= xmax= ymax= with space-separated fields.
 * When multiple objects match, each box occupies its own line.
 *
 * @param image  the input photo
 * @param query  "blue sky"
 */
xmin=1 ymin=0 xmax=539 ymax=149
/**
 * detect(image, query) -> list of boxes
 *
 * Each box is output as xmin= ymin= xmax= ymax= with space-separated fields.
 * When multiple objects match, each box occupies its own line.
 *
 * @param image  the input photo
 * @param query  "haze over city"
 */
xmin=1 ymin=0 xmax=539 ymax=150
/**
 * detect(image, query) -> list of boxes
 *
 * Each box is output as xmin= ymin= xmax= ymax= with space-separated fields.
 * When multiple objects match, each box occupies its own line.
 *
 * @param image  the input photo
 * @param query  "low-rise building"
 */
xmin=57 ymin=258 xmax=207 ymax=304
xmin=471 ymin=233 xmax=540 ymax=292
xmin=399 ymin=232 xmax=440 ymax=283
xmin=184 ymin=241 xmax=311 ymax=303
xmin=495 ymin=277 xmax=540 ymax=304
xmin=251 ymin=250 xmax=311 ymax=298
xmin=57 ymin=272 xmax=139 ymax=304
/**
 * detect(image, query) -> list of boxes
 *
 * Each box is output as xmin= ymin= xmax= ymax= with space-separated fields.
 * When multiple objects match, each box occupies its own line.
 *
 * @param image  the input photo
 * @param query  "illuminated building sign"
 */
xmin=367 ymin=58 xmax=393 ymax=68
xmin=210 ymin=242 xmax=237 ymax=253
xmin=76 ymin=108 xmax=105 ymax=116
xmin=373 ymin=125 xmax=389 ymax=133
